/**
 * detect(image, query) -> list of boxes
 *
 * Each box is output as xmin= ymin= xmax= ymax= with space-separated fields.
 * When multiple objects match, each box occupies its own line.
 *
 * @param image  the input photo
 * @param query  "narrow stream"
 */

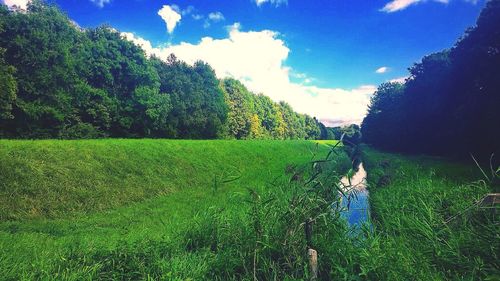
xmin=339 ymin=163 xmax=370 ymax=227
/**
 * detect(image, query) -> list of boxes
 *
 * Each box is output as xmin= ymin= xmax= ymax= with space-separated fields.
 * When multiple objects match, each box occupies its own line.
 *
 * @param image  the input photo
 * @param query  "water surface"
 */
xmin=339 ymin=163 xmax=370 ymax=227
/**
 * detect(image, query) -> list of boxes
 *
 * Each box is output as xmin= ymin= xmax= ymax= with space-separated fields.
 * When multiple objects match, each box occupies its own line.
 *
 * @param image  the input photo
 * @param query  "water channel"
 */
xmin=339 ymin=163 xmax=370 ymax=227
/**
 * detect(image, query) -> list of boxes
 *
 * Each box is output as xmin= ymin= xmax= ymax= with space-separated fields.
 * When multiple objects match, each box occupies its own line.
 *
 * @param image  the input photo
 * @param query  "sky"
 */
xmin=2 ymin=0 xmax=487 ymax=126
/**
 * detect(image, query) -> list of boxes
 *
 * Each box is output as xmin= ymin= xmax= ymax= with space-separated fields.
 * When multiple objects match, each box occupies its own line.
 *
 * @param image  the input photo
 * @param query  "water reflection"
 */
xmin=339 ymin=163 xmax=370 ymax=227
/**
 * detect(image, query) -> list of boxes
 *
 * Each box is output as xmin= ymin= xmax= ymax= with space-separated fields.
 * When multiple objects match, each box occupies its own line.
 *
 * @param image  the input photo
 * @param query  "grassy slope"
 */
xmin=0 ymin=139 xmax=349 ymax=279
xmin=362 ymin=146 xmax=499 ymax=280
xmin=0 ymin=139 xmax=335 ymax=220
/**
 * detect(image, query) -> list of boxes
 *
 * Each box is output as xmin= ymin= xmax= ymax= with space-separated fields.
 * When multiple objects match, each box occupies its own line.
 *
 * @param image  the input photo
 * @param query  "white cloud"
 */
xmin=290 ymin=71 xmax=316 ymax=85
xmin=158 ymin=5 xmax=182 ymax=34
xmin=389 ymin=76 xmax=409 ymax=83
xmin=169 ymin=4 xmax=180 ymax=13
xmin=208 ymin=12 xmax=225 ymax=22
xmin=121 ymin=32 xmax=155 ymax=55
xmin=380 ymin=0 xmax=421 ymax=12
xmin=121 ymin=23 xmax=376 ymax=127
xmin=255 ymin=0 xmax=288 ymax=7
xmin=291 ymin=72 xmax=307 ymax=79
xmin=171 ymin=4 xmax=194 ymax=16
xmin=3 ymin=0 xmax=30 ymax=9
xmin=380 ymin=0 xmax=479 ymax=13
xmin=192 ymin=14 xmax=204 ymax=20
xmin=90 ymin=0 xmax=111 ymax=8
xmin=204 ymin=11 xmax=225 ymax=28
xmin=375 ymin=66 xmax=389 ymax=74
xmin=181 ymin=5 xmax=194 ymax=15
xmin=379 ymin=0 xmax=477 ymax=12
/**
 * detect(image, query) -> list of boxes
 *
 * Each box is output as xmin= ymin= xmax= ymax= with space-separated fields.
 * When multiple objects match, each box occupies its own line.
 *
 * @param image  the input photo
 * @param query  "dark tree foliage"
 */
xmin=362 ymin=82 xmax=406 ymax=149
xmin=362 ymin=1 xmax=500 ymax=159
xmin=150 ymin=55 xmax=226 ymax=139
xmin=0 ymin=48 xmax=16 ymax=120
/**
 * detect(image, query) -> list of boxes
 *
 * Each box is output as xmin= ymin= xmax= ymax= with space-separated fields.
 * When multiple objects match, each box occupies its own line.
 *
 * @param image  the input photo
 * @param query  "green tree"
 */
xmin=362 ymin=0 xmax=500 ymax=158
xmin=220 ymin=78 xmax=252 ymax=139
xmin=0 ymin=49 xmax=17 ymax=120
xmin=150 ymin=55 xmax=227 ymax=139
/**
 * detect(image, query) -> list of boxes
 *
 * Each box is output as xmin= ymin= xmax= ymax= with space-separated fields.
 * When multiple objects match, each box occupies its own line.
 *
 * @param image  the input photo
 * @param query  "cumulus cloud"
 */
xmin=375 ymin=66 xmax=389 ymax=74
xmin=121 ymin=32 xmax=155 ymax=55
xmin=90 ymin=0 xmax=111 ymax=8
xmin=255 ymin=0 xmax=288 ymax=7
xmin=122 ymin=23 xmax=375 ymax=126
xmin=158 ymin=5 xmax=182 ymax=34
xmin=2 ymin=0 xmax=30 ymax=9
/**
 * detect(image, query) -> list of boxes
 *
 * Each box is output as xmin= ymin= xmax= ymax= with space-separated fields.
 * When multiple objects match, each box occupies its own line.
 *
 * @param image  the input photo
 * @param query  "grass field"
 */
xmin=0 ymin=139 xmax=344 ymax=221
xmin=0 ymin=139 xmax=352 ymax=280
xmin=361 ymin=146 xmax=499 ymax=280
xmin=1 ymin=140 xmax=498 ymax=280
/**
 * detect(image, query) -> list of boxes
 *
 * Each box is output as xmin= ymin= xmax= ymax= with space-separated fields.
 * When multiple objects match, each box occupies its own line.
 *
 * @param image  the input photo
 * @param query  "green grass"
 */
xmin=0 ymin=139 xmax=342 ymax=221
xmin=1 ymin=140 xmax=498 ymax=280
xmin=0 ymin=139 xmax=353 ymax=280
xmin=360 ymin=146 xmax=499 ymax=280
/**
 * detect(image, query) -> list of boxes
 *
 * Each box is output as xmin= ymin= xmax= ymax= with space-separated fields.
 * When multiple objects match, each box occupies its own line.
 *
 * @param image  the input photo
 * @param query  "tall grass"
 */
xmin=361 ymin=146 xmax=499 ymax=280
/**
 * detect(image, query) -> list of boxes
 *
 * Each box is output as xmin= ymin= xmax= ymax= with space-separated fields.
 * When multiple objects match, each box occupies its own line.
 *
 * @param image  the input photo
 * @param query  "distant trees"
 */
xmin=340 ymin=124 xmax=362 ymax=146
xmin=362 ymin=0 xmax=500 ymax=158
xmin=0 ymin=2 xmax=326 ymax=140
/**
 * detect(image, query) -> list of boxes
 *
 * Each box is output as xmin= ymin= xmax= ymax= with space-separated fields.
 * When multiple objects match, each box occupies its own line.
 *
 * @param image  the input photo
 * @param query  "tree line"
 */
xmin=0 ymin=1 xmax=328 ymax=140
xmin=362 ymin=0 xmax=499 ymax=159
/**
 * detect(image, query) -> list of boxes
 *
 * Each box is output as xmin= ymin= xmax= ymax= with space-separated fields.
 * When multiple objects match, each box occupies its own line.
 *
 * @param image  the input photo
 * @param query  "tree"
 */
xmin=220 ymin=78 xmax=252 ymax=139
xmin=362 ymin=0 xmax=500 ymax=158
xmin=150 ymin=55 xmax=227 ymax=139
xmin=249 ymin=114 xmax=264 ymax=139
xmin=0 ymin=1 xmax=326 ymax=141
xmin=0 ymin=49 xmax=17 ymax=120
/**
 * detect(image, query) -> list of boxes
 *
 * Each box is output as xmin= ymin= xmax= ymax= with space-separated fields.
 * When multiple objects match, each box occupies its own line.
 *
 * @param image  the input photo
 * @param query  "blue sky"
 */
xmin=2 ymin=0 xmax=487 ymax=125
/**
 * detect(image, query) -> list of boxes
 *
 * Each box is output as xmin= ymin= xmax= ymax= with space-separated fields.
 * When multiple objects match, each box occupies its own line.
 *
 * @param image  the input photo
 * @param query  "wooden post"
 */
xmin=308 ymin=248 xmax=318 ymax=280
xmin=305 ymin=218 xmax=318 ymax=280
xmin=305 ymin=218 xmax=313 ymax=248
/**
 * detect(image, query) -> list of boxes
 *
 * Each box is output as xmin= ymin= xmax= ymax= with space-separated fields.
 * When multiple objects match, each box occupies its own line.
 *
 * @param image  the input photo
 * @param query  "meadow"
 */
xmin=0 ymin=140 xmax=497 ymax=280
xmin=360 ymin=147 xmax=499 ymax=280
xmin=0 ymin=139 xmax=353 ymax=280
